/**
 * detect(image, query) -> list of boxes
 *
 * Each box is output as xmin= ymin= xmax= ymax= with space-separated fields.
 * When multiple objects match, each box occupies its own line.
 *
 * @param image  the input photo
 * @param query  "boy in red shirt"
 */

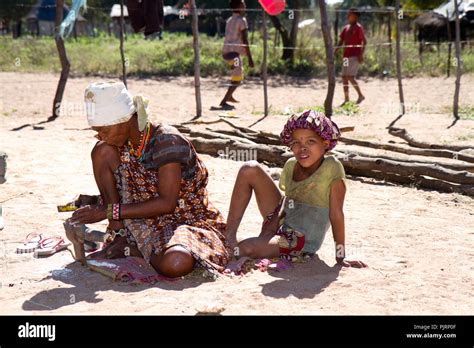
xmin=335 ymin=8 xmax=367 ymax=105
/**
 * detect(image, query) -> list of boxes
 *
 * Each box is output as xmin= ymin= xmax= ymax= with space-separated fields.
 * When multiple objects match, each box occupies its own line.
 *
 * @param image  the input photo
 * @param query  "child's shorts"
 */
xmin=276 ymin=224 xmax=305 ymax=260
xmin=223 ymin=52 xmax=243 ymax=83
xmin=341 ymin=56 xmax=359 ymax=77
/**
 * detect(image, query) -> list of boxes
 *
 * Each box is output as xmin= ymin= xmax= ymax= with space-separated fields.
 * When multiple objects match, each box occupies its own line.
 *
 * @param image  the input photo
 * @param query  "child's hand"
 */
xmin=337 ymin=259 xmax=367 ymax=268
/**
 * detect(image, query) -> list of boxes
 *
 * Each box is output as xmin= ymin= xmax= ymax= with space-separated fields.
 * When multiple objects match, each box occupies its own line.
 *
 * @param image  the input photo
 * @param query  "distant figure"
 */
xmin=127 ymin=0 xmax=164 ymax=40
xmin=335 ymin=8 xmax=367 ymax=105
xmin=218 ymin=0 xmax=254 ymax=110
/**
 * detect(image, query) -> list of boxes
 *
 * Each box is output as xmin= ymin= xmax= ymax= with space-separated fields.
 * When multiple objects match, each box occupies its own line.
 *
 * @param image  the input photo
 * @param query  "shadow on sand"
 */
xmin=259 ymin=255 xmax=342 ymax=299
xmin=22 ymin=260 xmax=214 ymax=311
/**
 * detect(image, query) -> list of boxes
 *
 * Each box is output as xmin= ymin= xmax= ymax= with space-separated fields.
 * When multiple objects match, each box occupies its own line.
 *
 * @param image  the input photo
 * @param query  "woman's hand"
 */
xmin=337 ymin=259 xmax=368 ymax=268
xmin=70 ymin=205 xmax=107 ymax=225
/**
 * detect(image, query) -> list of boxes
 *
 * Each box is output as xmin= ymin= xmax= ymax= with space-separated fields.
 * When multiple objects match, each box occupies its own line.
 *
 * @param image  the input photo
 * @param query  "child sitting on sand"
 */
xmin=225 ymin=110 xmax=367 ymax=268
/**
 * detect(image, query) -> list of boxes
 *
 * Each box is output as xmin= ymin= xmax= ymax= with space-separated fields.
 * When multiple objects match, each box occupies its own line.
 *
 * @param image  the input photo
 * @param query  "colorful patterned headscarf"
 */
xmin=280 ymin=109 xmax=341 ymax=151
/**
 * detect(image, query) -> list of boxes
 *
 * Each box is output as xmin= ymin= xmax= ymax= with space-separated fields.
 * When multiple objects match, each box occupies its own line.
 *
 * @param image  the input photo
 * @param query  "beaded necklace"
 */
xmin=128 ymin=122 xmax=151 ymax=163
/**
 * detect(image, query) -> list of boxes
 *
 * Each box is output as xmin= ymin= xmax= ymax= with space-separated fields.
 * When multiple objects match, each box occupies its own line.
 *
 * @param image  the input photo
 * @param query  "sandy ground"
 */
xmin=0 ymin=72 xmax=473 ymax=315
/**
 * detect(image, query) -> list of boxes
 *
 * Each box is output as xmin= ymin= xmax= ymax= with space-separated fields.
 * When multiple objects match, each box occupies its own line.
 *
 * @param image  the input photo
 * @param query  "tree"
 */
xmin=0 ymin=0 xmax=37 ymax=37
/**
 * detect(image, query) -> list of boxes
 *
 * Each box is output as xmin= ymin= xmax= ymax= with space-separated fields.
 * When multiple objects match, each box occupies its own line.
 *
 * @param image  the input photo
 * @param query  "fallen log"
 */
xmin=332 ymin=153 xmax=474 ymax=185
xmin=188 ymin=136 xmax=291 ymax=167
xmin=207 ymin=128 xmax=282 ymax=146
xmin=388 ymin=127 xmax=474 ymax=151
xmin=336 ymin=147 xmax=474 ymax=173
xmin=187 ymin=136 xmax=474 ymax=196
xmin=345 ymin=167 xmax=474 ymax=196
xmin=340 ymin=137 xmax=474 ymax=163
xmin=189 ymin=129 xmax=257 ymax=145
xmin=204 ymin=126 xmax=355 ymax=147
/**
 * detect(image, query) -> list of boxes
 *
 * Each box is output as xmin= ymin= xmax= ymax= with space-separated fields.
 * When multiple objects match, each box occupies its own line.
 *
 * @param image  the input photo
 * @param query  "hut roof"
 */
xmin=26 ymin=0 xmax=85 ymax=22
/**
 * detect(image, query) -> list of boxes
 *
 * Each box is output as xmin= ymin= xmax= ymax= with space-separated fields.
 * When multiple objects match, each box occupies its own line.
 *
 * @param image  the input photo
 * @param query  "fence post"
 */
xmin=262 ymin=10 xmax=269 ymax=117
xmin=191 ymin=0 xmax=202 ymax=118
xmin=119 ymin=0 xmax=127 ymax=88
xmin=395 ymin=0 xmax=405 ymax=117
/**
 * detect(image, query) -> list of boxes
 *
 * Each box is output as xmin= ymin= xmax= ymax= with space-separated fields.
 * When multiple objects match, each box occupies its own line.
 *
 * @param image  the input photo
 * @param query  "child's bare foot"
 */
xmin=356 ymin=95 xmax=365 ymax=104
xmin=340 ymin=100 xmax=349 ymax=107
xmin=219 ymin=102 xmax=235 ymax=110
xmin=227 ymin=96 xmax=239 ymax=103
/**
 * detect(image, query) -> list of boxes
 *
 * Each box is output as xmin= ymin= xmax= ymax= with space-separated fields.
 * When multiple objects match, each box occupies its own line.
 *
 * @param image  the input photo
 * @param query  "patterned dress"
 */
xmin=113 ymin=124 xmax=230 ymax=275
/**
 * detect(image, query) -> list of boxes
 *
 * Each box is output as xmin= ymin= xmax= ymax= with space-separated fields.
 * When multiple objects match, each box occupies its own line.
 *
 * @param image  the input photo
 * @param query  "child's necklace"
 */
xmin=128 ymin=122 xmax=151 ymax=163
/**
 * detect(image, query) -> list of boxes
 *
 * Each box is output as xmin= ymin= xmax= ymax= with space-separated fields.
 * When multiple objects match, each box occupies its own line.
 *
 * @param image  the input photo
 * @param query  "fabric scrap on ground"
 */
xmin=87 ymin=256 xmax=171 ymax=284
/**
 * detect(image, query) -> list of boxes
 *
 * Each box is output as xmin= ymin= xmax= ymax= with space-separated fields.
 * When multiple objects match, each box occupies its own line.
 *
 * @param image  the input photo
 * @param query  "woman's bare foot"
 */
xmin=87 ymin=236 xmax=142 ymax=260
xmin=356 ymin=95 xmax=365 ymax=104
xmin=227 ymin=96 xmax=239 ymax=103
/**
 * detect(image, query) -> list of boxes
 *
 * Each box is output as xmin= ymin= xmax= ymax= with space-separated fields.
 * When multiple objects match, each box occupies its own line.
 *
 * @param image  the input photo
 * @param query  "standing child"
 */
xmin=219 ymin=0 xmax=254 ymax=110
xmin=225 ymin=110 xmax=367 ymax=268
xmin=335 ymin=8 xmax=367 ymax=105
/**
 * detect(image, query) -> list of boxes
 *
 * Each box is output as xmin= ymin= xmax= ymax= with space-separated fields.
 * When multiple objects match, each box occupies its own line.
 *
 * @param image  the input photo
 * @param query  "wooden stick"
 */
xmin=387 ymin=11 xmax=392 ymax=58
xmin=262 ymin=10 xmax=268 ymax=117
xmin=119 ymin=0 xmax=127 ymax=88
xmin=446 ymin=9 xmax=452 ymax=78
xmin=249 ymin=11 xmax=270 ymax=128
xmin=394 ymin=1 xmax=404 ymax=120
xmin=334 ymin=153 xmax=474 ymax=185
xmin=336 ymin=147 xmax=474 ymax=173
xmin=188 ymin=136 xmax=291 ymax=166
xmin=206 ymin=128 xmax=282 ymax=145
xmin=190 ymin=129 xmax=257 ymax=145
xmin=187 ymin=136 xmax=474 ymax=196
xmin=318 ymin=0 xmax=335 ymax=118
xmin=339 ymin=137 xmax=474 ymax=163
xmin=52 ymin=0 xmax=70 ymax=119
xmin=190 ymin=0 xmax=202 ymax=119
xmin=451 ymin=0 xmax=462 ymax=126
xmin=388 ymin=127 xmax=473 ymax=151
xmin=345 ymin=167 xmax=474 ymax=196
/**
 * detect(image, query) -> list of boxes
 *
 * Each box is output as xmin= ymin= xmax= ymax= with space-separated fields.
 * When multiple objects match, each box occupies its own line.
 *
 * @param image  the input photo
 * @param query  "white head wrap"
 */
xmin=84 ymin=81 xmax=149 ymax=131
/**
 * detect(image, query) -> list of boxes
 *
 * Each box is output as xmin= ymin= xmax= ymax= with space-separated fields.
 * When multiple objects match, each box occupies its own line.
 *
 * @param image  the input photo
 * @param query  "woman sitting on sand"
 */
xmin=225 ymin=110 xmax=367 ymax=268
xmin=65 ymin=81 xmax=230 ymax=278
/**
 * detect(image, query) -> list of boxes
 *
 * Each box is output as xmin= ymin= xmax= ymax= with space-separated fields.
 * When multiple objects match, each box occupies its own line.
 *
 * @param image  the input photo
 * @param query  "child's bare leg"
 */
xmin=225 ymin=161 xmax=282 ymax=248
xmin=349 ymin=76 xmax=365 ymax=103
xmin=220 ymin=82 xmax=239 ymax=106
xmin=342 ymin=76 xmax=350 ymax=104
xmin=236 ymin=235 xmax=280 ymax=259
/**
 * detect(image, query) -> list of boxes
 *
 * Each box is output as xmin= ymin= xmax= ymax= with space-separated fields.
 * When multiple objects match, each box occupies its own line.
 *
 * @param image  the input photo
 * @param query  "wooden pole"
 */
xmin=453 ymin=0 xmax=462 ymax=123
xmin=446 ymin=9 xmax=452 ymax=78
xmin=191 ymin=0 xmax=202 ymax=118
xmin=119 ymin=0 xmax=127 ymax=88
xmin=318 ymin=0 xmax=335 ymax=118
xmin=334 ymin=10 xmax=339 ymax=46
xmin=52 ymin=0 xmax=70 ymax=120
xmin=262 ymin=10 xmax=268 ymax=117
xmin=387 ymin=11 xmax=392 ymax=59
xmin=395 ymin=1 xmax=405 ymax=117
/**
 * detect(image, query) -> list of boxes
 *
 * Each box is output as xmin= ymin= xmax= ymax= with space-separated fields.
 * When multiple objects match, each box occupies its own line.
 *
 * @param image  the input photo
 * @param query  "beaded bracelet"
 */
xmin=112 ymin=203 xmax=120 ymax=220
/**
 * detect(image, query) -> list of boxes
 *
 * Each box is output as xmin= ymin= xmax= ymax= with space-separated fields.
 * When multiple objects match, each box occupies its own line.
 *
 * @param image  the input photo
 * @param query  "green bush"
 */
xmin=0 ymin=31 xmax=472 ymax=78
